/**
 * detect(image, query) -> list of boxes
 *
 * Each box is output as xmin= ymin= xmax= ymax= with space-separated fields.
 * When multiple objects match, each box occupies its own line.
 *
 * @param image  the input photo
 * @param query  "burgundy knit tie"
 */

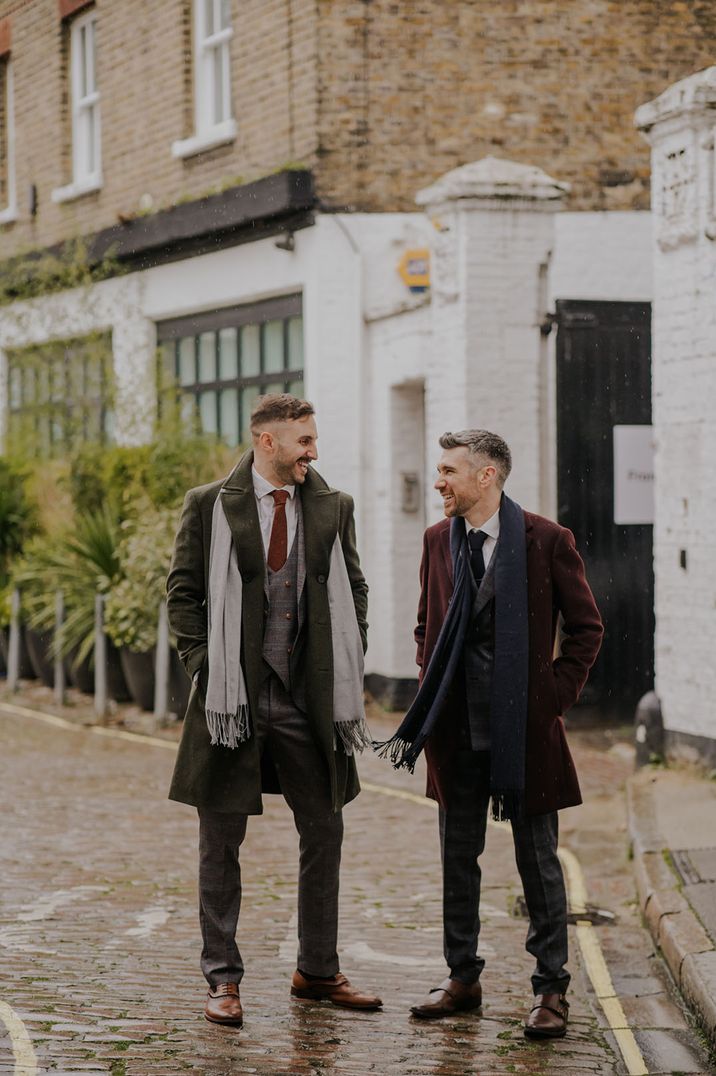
xmin=267 ymin=490 xmax=290 ymax=571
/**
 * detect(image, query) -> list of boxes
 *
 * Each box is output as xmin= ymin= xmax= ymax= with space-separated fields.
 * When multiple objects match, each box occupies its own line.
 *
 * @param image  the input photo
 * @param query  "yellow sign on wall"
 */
xmin=397 ymin=248 xmax=430 ymax=291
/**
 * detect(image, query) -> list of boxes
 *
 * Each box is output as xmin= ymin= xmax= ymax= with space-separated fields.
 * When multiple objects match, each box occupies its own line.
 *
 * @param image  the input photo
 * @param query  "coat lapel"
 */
xmin=219 ymin=450 xmax=265 ymax=582
xmin=300 ymin=468 xmax=339 ymax=579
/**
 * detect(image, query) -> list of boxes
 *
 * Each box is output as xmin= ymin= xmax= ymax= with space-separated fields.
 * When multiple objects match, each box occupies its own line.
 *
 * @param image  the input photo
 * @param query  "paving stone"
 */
xmin=0 ymin=702 xmax=712 ymax=1075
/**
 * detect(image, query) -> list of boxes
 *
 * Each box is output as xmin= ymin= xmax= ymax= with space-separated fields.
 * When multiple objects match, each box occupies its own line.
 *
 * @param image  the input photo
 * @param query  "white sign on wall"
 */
xmin=613 ymin=425 xmax=655 ymax=525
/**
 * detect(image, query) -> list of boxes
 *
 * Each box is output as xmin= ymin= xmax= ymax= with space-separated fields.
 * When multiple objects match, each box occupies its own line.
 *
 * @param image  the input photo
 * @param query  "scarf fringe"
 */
xmin=490 ymin=791 xmax=522 ymax=823
xmin=371 ymin=735 xmax=417 ymax=773
xmin=206 ymin=706 xmax=251 ymax=749
xmin=334 ymin=718 xmax=372 ymax=756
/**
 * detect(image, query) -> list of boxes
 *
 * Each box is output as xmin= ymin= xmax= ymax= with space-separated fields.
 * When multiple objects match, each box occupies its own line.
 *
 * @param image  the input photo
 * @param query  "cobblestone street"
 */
xmin=0 ymin=699 xmax=711 ymax=1076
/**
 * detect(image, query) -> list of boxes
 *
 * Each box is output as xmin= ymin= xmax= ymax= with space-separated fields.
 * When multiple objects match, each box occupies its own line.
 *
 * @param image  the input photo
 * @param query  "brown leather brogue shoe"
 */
xmin=205 ymin=982 xmax=243 ymax=1026
xmin=524 ymin=993 xmax=569 ymax=1039
xmin=291 ymin=970 xmax=382 ymax=1011
xmin=410 ymin=977 xmax=483 ymax=1019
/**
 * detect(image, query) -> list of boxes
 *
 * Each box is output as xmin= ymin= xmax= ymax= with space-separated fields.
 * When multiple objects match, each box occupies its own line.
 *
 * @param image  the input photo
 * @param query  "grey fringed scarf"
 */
xmin=205 ymin=490 xmax=370 ymax=755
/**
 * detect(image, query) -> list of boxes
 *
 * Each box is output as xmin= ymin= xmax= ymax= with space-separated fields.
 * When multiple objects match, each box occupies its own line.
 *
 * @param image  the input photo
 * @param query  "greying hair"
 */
xmin=438 ymin=429 xmax=512 ymax=488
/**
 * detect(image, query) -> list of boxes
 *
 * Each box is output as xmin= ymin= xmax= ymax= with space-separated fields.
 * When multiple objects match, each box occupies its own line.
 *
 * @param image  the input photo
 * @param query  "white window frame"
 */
xmin=52 ymin=9 xmax=102 ymax=203
xmin=172 ymin=0 xmax=236 ymax=160
xmin=0 ymin=58 xmax=17 ymax=224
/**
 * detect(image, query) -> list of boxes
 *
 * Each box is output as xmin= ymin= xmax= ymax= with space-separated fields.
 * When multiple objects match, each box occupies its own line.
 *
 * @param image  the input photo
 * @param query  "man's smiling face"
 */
xmin=434 ymin=446 xmax=484 ymax=518
xmin=271 ymin=415 xmax=318 ymax=485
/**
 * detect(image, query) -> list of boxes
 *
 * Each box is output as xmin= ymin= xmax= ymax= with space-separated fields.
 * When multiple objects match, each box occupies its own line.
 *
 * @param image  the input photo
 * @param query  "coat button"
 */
xmin=285 ymin=580 xmax=291 ymax=588
xmin=285 ymin=612 xmax=292 ymax=620
xmin=317 ymin=574 xmax=326 ymax=584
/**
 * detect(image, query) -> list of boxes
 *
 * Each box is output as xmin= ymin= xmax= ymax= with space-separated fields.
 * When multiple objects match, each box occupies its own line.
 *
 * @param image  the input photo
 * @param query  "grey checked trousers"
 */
xmin=197 ymin=675 xmax=343 ymax=987
xmin=440 ymin=747 xmax=570 ymax=996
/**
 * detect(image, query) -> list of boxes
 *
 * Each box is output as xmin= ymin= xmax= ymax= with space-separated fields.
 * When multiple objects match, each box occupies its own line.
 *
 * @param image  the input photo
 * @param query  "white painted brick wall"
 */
xmin=637 ymin=68 xmax=716 ymax=746
xmin=0 ymin=192 xmax=660 ymax=689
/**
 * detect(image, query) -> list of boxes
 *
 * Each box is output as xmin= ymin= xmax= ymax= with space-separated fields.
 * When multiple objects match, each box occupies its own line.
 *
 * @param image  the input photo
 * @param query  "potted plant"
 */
xmin=0 ymin=458 xmax=37 ymax=680
xmin=105 ymin=503 xmax=189 ymax=713
xmin=9 ymin=505 xmax=130 ymax=699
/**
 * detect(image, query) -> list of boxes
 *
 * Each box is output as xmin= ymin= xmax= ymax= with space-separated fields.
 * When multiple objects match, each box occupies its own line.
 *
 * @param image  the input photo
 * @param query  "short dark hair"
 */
xmin=438 ymin=429 xmax=512 ymax=488
xmin=250 ymin=393 xmax=315 ymax=433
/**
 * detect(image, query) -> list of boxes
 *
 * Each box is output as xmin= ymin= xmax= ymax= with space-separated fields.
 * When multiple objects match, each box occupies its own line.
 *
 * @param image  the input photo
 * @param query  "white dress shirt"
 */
xmin=252 ymin=466 xmax=298 ymax=556
xmin=464 ymin=507 xmax=500 ymax=570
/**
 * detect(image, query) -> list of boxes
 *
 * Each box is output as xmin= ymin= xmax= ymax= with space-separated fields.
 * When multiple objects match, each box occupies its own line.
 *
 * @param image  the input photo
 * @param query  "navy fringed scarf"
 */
xmin=374 ymin=494 xmax=529 ymax=821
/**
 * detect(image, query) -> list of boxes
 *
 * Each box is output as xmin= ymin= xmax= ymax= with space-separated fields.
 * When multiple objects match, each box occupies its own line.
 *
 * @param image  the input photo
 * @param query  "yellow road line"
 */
xmin=556 ymin=847 xmax=647 ymax=1074
xmin=364 ymin=778 xmax=648 ymax=1074
xmin=1 ymin=700 xmax=648 ymax=1072
xmin=0 ymin=1000 xmax=38 ymax=1076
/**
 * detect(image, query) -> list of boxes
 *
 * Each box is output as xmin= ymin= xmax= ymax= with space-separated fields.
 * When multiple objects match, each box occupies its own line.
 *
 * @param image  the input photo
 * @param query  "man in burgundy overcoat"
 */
xmin=382 ymin=430 xmax=602 ymax=1038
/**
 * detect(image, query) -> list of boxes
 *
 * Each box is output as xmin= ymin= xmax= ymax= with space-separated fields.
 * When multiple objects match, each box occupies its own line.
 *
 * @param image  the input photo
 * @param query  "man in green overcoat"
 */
xmin=167 ymin=394 xmax=381 ymax=1027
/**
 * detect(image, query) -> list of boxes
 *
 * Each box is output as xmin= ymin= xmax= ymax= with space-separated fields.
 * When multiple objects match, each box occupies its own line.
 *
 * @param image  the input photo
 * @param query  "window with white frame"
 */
xmin=71 ymin=11 xmax=100 ymax=185
xmin=52 ymin=8 xmax=101 ymax=201
xmin=172 ymin=0 xmax=235 ymax=158
xmin=0 ymin=56 xmax=16 ymax=222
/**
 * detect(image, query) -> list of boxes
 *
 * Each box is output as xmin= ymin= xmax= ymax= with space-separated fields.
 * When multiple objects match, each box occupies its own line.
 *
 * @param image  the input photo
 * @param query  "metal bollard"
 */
xmin=7 ymin=589 xmax=20 ymax=694
xmin=94 ymin=594 xmax=107 ymax=722
xmin=634 ymin=690 xmax=663 ymax=768
xmin=154 ymin=601 xmax=170 ymax=725
xmin=54 ymin=590 xmax=66 ymax=706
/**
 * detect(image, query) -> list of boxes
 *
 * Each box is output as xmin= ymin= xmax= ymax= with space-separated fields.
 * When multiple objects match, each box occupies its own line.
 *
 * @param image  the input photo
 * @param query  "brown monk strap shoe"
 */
xmin=410 ymin=977 xmax=483 ymax=1019
xmin=291 ymin=970 xmax=382 ymax=1011
xmin=205 ymin=982 xmax=243 ymax=1026
xmin=524 ymin=993 xmax=569 ymax=1039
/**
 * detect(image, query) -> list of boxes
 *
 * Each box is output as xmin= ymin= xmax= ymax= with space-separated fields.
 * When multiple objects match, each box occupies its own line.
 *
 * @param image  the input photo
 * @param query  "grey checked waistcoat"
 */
xmin=462 ymin=551 xmax=497 ymax=751
xmin=262 ymin=504 xmax=306 ymax=702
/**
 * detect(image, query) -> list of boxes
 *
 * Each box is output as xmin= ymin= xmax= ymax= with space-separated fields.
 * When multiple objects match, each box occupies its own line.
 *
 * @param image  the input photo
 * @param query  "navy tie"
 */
xmin=468 ymin=529 xmax=488 ymax=587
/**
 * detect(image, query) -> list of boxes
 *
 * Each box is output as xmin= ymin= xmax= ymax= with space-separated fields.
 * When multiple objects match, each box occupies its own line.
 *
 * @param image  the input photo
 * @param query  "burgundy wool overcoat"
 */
xmin=415 ymin=511 xmax=603 ymax=816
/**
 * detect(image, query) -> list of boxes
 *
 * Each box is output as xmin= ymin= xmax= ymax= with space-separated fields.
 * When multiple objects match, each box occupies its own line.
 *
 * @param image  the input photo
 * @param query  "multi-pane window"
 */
xmin=157 ymin=296 xmax=304 ymax=448
xmin=0 ymin=57 xmax=15 ymax=221
xmin=71 ymin=10 xmax=100 ymax=185
xmin=6 ymin=334 xmax=113 ymax=457
xmin=196 ymin=0 xmax=233 ymax=134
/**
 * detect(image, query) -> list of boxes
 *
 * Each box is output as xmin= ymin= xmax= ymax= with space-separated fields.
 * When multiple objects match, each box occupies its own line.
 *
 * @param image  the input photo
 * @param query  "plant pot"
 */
xmin=66 ymin=646 xmax=94 ymax=694
xmin=0 ymin=625 xmax=37 ymax=680
xmin=168 ymin=648 xmax=191 ymax=716
xmin=119 ymin=646 xmax=155 ymax=711
xmin=65 ymin=641 xmax=131 ymax=702
xmin=25 ymin=627 xmax=55 ymax=687
xmin=107 ymin=641 xmax=132 ymax=702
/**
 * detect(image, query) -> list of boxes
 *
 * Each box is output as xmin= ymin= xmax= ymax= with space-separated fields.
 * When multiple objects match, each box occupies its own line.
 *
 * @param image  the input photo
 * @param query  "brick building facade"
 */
xmin=2 ymin=0 xmax=716 ymax=254
xmin=0 ymin=0 xmax=713 ymax=758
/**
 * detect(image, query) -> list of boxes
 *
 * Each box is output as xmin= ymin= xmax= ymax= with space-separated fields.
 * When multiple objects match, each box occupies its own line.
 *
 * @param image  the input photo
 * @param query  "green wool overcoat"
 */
xmin=166 ymin=451 xmax=367 ymax=815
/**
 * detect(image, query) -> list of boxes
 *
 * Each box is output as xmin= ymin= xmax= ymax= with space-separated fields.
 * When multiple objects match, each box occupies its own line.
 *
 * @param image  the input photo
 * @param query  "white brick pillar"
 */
xmin=416 ymin=156 xmax=567 ymax=514
xmin=636 ymin=69 xmax=716 ymax=761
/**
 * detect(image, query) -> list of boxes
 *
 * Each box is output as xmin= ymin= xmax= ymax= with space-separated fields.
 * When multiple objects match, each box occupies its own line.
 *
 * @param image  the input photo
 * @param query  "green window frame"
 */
xmin=5 ymin=333 xmax=114 ymax=457
xmin=156 ymin=294 xmax=304 ymax=448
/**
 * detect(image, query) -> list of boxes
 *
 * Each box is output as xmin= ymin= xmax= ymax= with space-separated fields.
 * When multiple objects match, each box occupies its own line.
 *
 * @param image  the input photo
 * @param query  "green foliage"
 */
xmin=6 ymin=332 xmax=114 ymax=460
xmin=0 ymin=238 xmax=122 ymax=307
xmin=104 ymin=504 xmax=180 ymax=652
xmin=0 ymin=457 xmax=36 ymax=587
xmin=9 ymin=503 xmax=121 ymax=664
xmin=4 ymin=425 xmax=235 ymax=651
xmin=67 ymin=428 xmax=234 ymax=519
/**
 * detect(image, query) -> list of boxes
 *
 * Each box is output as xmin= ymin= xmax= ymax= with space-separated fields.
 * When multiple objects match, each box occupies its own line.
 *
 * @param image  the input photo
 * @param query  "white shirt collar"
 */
xmin=464 ymin=506 xmax=500 ymax=539
xmin=251 ymin=465 xmax=296 ymax=500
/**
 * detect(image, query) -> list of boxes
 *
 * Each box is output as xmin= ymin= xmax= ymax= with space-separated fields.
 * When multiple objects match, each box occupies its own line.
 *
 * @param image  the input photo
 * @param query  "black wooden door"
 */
xmin=555 ymin=300 xmax=653 ymax=719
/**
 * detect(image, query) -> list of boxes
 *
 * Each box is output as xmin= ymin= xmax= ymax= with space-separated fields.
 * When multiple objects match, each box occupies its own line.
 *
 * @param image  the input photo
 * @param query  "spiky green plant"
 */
xmin=10 ymin=502 xmax=120 ymax=665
